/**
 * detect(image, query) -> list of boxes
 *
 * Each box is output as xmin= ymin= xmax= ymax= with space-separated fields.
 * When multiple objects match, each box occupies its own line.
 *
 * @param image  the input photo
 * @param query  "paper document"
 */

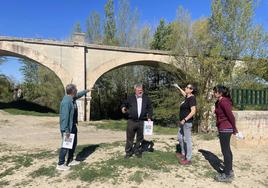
xmin=144 ymin=121 xmax=154 ymax=135
xmin=62 ymin=133 xmax=75 ymax=149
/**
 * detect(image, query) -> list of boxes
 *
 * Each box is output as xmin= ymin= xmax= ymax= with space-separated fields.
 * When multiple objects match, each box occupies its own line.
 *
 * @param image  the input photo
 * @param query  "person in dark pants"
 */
xmin=56 ymin=84 xmax=90 ymax=171
xmin=213 ymin=85 xmax=238 ymax=182
xmin=121 ymin=84 xmax=153 ymax=159
xmin=173 ymin=83 xmax=197 ymax=165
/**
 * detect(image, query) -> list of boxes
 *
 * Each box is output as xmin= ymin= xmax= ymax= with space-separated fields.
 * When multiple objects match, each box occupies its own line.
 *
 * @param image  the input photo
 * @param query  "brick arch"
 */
xmin=0 ymin=42 xmax=71 ymax=87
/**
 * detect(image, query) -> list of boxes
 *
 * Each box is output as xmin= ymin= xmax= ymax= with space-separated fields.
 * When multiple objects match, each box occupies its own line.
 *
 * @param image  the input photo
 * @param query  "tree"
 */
xmin=19 ymin=59 xmax=64 ymax=112
xmin=86 ymin=11 xmax=102 ymax=44
xmin=72 ymin=22 xmax=82 ymax=33
xmin=209 ymin=0 xmax=256 ymax=81
xmin=151 ymin=19 xmax=172 ymax=50
xmin=117 ymin=0 xmax=139 ymax=47
xmin=136 ymin=25 xmax=152 ymax=49
xmin=0 ymin=74 xmax=14 ymax=102
xmin=103 ymin=0 xmax=117 ymax=45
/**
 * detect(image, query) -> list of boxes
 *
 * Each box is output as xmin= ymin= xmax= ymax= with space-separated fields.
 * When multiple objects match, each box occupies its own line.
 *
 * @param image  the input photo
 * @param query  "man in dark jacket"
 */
xmin=56 ymin=84 xmax=90 ymax=171
xmin=121 ymin=84 xmax=153 ymax=159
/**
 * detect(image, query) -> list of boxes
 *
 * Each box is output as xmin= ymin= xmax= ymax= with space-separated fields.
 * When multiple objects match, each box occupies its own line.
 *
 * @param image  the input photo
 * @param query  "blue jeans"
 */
xmin=178 ymin=123 xmax=192 ymax=160
xmin=58 ymin=126 xmax=77 ymax=165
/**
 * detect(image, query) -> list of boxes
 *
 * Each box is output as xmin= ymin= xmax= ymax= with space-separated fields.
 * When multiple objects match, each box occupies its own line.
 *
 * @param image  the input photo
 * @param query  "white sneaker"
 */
xmin=56 ymin=164 xmax=70 ymax=171
xmin=68 ymin=160 xmax=80 ymax=166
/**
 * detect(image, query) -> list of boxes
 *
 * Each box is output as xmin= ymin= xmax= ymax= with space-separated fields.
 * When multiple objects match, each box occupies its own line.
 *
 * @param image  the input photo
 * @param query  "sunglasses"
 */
xmin=186 ymin=86 xmax=193 ymax=90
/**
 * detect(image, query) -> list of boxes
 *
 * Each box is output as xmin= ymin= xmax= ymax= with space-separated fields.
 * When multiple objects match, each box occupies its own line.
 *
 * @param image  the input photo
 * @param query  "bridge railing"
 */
xmin=231 ymin=88 xmax=268 ymax=110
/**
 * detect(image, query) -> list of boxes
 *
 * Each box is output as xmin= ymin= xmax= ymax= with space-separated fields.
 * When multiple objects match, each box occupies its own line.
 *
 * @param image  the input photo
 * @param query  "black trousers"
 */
xmin=219 ymin=132 xmax=233 ymax=175
xmin=125 ymin=119 xmax=144 ymax=155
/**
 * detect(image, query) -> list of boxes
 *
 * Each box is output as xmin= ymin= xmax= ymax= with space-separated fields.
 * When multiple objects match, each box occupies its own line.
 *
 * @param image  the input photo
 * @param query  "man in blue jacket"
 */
xmin=56 ymin=84 xmax=90 ymax=171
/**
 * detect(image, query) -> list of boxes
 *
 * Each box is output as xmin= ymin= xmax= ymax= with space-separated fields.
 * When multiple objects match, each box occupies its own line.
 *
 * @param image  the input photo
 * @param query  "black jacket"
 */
xmin=121 ymin=94 xmax=153 ymax=121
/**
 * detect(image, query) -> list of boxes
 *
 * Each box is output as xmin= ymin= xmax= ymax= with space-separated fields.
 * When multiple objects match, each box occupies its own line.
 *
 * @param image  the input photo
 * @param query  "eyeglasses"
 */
xmin=186 ymin=86 xmax=193 ymax=90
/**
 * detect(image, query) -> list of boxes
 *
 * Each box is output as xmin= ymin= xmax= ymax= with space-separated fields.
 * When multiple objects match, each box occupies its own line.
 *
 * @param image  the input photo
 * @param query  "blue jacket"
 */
xmin=59 ymin=90 xmax=87 ymax=133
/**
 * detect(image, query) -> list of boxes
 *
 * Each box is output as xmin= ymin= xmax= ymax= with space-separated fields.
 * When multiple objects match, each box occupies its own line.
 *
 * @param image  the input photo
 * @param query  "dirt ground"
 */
xmin=0 ymin=110 xmax=267 ymax=188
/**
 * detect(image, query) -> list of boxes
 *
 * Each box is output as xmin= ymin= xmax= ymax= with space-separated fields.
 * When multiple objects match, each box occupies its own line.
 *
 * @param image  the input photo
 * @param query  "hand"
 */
xmin=121 ymin=107 xmax=127 ymax=114
xmin=65 ymin=132 xmax=70 ymax=138
xmin=171 ymin=83 xmax=180 ymax=89
xmin=235 ymin=132 xmax=244 ymax=139
xmin=180 ymin=119 xmax=186 ymax=125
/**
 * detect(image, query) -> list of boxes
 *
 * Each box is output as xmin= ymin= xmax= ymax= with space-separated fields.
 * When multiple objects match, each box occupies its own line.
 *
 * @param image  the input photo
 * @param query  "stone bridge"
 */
xmin=0 ymin=34 xmax=178 ymax=120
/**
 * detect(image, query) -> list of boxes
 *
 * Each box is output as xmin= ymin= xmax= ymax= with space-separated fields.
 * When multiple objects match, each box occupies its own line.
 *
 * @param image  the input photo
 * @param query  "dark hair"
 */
xmin=213 ymin=85 xmax=231 ymax=99
xmin=187 ymin=83 xmax=197 ymax=95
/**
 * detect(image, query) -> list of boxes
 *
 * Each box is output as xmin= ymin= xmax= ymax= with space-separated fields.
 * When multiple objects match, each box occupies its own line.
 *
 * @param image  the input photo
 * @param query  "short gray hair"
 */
xmin=66 ymin=84 xmax=77 ymax=95
xmin=134 ymin=83 xmax=143 ymax=89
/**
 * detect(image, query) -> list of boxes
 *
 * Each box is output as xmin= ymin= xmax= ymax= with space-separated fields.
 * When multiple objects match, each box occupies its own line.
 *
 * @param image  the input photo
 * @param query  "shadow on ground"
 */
xmin=198 ymin=149 xmax=224 ymax=173
xmin=76 ymin=144 xmax=100 ymax=161
xmin=0 ymin=100 xmax=56 ymax=113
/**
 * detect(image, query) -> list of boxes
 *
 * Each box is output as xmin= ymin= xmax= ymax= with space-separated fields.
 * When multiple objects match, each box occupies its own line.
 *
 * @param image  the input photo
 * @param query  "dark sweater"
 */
xmin=215 ymin=97 xmax=238 ymax=134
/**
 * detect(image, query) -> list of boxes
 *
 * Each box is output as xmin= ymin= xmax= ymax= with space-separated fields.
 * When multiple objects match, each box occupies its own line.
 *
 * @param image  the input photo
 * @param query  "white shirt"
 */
xmin=136 ymin=96 xmax=142 ymax=118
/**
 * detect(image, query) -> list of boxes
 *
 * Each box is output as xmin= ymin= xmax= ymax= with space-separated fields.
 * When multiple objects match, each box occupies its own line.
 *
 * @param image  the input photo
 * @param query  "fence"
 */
xmin=231 ymin=88 xmax=268 ymax=109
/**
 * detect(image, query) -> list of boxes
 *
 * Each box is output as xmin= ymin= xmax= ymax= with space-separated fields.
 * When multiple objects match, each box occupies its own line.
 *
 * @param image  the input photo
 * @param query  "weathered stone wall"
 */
xmin=232 ymin=111 xmax=268 ymax=146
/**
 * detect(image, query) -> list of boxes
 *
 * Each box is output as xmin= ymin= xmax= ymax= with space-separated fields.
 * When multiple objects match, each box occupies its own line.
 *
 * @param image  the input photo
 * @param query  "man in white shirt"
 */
xmin=121 ymin=84 xmax=153 ymax=159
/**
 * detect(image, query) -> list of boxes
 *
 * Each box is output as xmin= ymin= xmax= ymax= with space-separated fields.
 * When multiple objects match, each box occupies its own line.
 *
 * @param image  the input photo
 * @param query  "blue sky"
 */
xmin=0 ymin=0 xmax=267 ymax=82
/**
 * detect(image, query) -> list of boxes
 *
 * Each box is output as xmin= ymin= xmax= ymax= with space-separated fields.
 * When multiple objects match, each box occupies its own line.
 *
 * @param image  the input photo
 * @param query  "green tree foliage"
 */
xmin=103 ymin=0 xmax=117 ymax=45
xmin=86 ymin=11 xmax=102 ymax=44
xmin=20 ymin=59 xmax=64 ymax=112
xmin=151 ymin=19 xmax=172 ymax=50
xmin=168 ymin=1 xmax=267 ymax=131
xmin=0 ymin=74 xmax=14 ymax=102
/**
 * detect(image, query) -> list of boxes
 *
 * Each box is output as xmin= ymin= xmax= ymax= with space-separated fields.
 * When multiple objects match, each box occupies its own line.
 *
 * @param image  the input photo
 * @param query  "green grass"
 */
xmin=3 ymin=108 xmax=58 ymax=116
xmin=0 ymin=180 xmax=9 ymax=187
xmin=69 ymin=150 xmax=177 ymax=184
xmin=0 ymin=155 xmax=33 ymax=168
xmin=128 ymin=171 xmax=150 ymax=184
xmin=14 ymin=180 xmax=33 ymax=187
xmin=0 ymin=150 xmax=56 ymax=179
xmin=29 ymin=166 xmax=59 ymax=178
xmin=0 ymin=167 xmax=16 ymax=179
xmin=87 ymin=120 xmax=178 ymax=135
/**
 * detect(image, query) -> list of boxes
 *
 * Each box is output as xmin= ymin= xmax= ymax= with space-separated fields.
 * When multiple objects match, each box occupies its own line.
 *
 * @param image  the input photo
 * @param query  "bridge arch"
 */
xmin=87 ymin=54 xmax=178 ymax=88
xmin=0 ymin=42 xmax=71 ymax=87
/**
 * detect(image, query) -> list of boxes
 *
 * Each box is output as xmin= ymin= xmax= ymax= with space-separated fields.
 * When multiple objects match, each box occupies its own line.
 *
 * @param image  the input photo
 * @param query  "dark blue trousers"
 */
xmin=58 ymin=125 xmax=77 ymax=165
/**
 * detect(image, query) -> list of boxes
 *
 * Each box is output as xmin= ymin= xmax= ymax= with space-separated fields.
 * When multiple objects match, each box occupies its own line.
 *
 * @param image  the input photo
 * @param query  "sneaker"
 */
xmin=68 ymin=160 xmax=80 ymax=166
xmin=176 ymin=152 xmax=185 ymax=159
xmin=215 ymin=171 xmax=235 ymax=180
xmin=214 ymin=173 xmax=233 ymax=183
xmin=56 ymin=164 xmax=70 ymax=171
xmin=180 ymin=159 xmax=191 ymax=165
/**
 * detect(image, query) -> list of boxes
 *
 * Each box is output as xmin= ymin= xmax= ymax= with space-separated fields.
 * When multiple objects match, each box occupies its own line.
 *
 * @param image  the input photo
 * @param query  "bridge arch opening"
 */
xmin=0 ymin=54 xmax=65 ymax=114
xmin=90 ymin=60 xmax=189 ymax=126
